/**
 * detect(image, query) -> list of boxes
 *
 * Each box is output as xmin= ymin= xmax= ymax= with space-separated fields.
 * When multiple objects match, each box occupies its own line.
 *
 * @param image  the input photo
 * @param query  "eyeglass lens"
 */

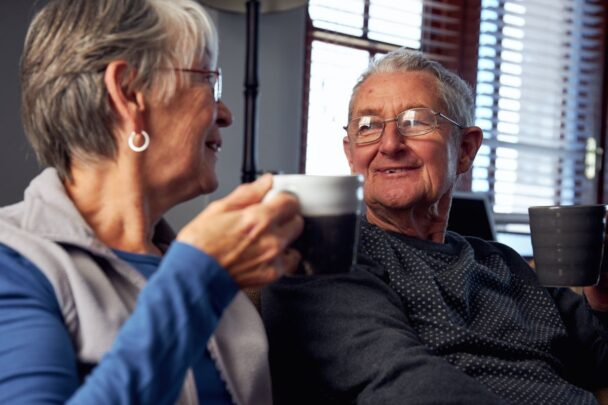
xmin=213 ymin=68 xmax=222 ymax=102
xmin=176 ymin=68 xmax=222 ymax=102
xmin=197 ymin=70 xmax=221 ymax=102
xmin=348 ymin=108 xmax=439 ymax=144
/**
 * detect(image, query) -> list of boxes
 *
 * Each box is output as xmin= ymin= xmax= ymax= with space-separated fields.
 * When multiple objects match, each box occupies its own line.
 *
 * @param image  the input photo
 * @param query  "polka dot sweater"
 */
xmin=359 ymin=220 xmax=607 ymax=404
xmin=262 ymin=220 xmax=608 ymax=404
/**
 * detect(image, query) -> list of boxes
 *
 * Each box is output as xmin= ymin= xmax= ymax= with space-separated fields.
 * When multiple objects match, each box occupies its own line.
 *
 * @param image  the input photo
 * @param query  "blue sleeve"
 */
xmin=0 ymin=241 xmax=239 ymax=404
xmin=0 ymin=245 xmax=79 ymax=403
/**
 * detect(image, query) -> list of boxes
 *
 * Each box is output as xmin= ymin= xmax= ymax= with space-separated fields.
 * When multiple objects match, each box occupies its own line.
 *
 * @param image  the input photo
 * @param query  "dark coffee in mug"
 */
xmin=293 ymin=213 xmax=360 ymax=275
xmin=265 ymin=175 xmax=363 ymax=275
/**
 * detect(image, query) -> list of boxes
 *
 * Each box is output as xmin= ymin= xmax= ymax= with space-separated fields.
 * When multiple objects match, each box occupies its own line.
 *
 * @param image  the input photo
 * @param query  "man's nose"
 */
xmin=379 ymin=119 xmax=406 ymax=154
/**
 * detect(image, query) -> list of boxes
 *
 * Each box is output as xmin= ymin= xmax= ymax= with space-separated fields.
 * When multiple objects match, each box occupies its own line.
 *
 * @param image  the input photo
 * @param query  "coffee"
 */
xmin=265 ymin=174 xmax=363 ymax=275
xmin=293 ymin=213 xmax=360 ymax=275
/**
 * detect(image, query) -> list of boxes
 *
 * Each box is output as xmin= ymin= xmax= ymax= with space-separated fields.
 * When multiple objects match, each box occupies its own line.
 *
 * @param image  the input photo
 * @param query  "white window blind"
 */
xmin=473 ymin=0 xmax=605 ymax=250
xmin=308 ymin=0 xmax=365 ymax=37
xmin=305 ymin=41 xmax=369 ymax=175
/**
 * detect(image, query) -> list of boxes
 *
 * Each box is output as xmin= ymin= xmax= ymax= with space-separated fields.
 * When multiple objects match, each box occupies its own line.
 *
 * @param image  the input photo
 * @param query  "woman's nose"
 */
xmin=216 ymin=100 xmax=233 ymax=128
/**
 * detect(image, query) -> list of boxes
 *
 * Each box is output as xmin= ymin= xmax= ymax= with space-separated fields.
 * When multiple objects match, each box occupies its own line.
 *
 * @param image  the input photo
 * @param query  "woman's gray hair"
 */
xmin=20 ymin=0 xmax=218 ymax=180
xmin=349 ymin=48 xmax=475 ymax=132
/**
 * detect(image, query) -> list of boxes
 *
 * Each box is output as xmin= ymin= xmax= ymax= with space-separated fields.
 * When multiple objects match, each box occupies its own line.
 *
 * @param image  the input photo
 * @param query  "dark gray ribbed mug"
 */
xmin=528 ymin=204 xmax=606 ymax=286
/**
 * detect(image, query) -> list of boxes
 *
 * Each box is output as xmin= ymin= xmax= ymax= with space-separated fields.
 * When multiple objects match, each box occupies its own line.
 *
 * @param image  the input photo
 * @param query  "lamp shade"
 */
xmin=199 ymin=0 xmax=307 ymax=14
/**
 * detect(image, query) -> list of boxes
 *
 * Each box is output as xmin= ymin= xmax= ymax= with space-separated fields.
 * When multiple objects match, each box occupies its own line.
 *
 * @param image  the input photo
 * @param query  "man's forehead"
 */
xmin=351 ymin=71 xmax=443 ymax=115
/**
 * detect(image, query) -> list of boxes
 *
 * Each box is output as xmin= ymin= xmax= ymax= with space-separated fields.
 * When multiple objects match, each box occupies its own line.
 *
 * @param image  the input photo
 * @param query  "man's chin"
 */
xmin=366 ymin=197 xmax=415 ymax=213
xmin=367 ymin=188 xmax=418 ymax=210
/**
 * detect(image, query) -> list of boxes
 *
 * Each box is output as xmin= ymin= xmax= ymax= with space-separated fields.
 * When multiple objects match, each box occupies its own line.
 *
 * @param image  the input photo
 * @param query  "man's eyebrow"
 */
xmin=352 ymin=104 xmax=430 ymax=117
xmin=352 ymin=108 xmax=380 ymax=117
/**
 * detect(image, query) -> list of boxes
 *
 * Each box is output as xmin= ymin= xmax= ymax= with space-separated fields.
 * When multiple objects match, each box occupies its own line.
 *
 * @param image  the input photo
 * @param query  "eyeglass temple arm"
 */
xmin=438 ymin=112 xmax=465 ymax=129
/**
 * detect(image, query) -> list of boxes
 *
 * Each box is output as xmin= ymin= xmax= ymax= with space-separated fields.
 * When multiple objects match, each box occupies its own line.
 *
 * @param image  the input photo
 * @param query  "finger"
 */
xmin=228 ymin=201 xmax=302 ymax=255
xmin=583 ymin=275 xmax=608 ymax=312
xmin=263 ymin=191 xmax=302 ymax=225
xmin=251 ymin=249 xmax=302 ymax=283
xmin=241 ymin=199 xmax=303 ymax=245
xmin=280 ymin=248 xmax=302 ymax=276
xmin=234 ymin=245 xmax=301 ymax=280
xmin=229 ymin=233 xmax=286 ymax=275
xmin=275 ymin=214 xmax=305 ymax=245
xmin=218 ymin=173 xmax=273 ymax=211
xmin=196 ymin=207 xmax=292 ymax=272
xmin=233 ymin=264 xmax=280 ymax=289
xmin=230 ymin=215 xmax=304 ymax=272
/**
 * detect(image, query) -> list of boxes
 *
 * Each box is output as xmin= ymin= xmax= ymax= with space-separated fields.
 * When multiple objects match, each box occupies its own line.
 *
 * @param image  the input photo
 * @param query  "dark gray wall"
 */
xmin=0 ymin=1 xmax=41 ymax=206
xmin=0 ymin=2 xmax=306 ymax=230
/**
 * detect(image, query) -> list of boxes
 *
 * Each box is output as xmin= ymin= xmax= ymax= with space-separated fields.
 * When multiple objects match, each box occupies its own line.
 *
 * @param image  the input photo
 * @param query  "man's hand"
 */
xmin=584 ymin=271 xmax=608 ymax=312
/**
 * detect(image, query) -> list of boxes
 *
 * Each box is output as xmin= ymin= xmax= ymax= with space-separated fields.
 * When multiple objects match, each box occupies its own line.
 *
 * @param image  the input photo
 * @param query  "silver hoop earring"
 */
xmin=128 ymin=130 xmax=150 ymax=152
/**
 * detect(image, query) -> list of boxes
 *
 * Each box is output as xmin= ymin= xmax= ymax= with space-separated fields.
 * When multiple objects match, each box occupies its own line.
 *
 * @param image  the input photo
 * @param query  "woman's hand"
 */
xmin=177 ymin=174 xmax=304 ymax=288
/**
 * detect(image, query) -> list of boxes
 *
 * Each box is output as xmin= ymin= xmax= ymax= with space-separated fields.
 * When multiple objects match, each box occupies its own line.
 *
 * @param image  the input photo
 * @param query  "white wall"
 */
xmin=0 ymin=1 xmax=306 ymax=230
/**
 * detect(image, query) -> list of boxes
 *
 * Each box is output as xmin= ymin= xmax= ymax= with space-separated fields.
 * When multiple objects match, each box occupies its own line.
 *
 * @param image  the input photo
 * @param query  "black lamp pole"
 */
xmin=241 ymin=0 xmax=260 ymax=183
xmin=201 ymin=0 xmax=306 ymax=182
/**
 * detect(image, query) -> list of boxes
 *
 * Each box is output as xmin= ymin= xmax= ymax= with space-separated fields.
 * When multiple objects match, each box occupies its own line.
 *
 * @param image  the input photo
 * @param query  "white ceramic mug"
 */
xmin=265 ymin=174 xmax=363 ymax=275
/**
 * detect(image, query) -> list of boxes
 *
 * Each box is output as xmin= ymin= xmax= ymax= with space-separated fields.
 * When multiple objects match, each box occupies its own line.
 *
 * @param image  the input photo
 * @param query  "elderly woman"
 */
xmin=0 ymin=0 xmax=303 ymax=404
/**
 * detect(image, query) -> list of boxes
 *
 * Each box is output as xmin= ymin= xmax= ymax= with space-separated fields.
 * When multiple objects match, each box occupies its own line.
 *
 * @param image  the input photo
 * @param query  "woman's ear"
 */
xmin=104 ymin=60 xmax=146 ymax=132
xmin=457 ymin=126 xmax=483 ymax=175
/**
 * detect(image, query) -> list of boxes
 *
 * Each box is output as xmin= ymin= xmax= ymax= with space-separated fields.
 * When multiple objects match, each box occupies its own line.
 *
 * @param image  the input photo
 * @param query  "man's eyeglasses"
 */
xmin=175 ymin=68 xmax=222 ymax=102
xmin=344 ymin=107 xmax=464 ymax=145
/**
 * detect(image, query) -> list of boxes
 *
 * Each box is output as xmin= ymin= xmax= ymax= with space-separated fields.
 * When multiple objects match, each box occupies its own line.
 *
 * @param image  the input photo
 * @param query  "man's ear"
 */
xmin=343 ymin=136 xmax=354 ymax=173
xmin=104 ymin=60 xmax=146 ymax=133
xmin=457 ymin=126 xmax=483 ymax=175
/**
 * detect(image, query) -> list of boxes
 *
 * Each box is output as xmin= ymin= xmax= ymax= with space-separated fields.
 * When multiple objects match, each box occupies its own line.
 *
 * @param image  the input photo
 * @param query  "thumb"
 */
xmin=221 ymin=173 xmax=273 ymax=211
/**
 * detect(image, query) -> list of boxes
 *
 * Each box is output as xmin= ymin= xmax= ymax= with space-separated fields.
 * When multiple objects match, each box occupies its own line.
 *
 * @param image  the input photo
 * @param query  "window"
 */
xmin=302 ymin=0 xmax=607 ymax=255
xmin=472 ymin=0 xmax=606 ymax=253
xmin=305 ymin=41 xmax=369 ymax=175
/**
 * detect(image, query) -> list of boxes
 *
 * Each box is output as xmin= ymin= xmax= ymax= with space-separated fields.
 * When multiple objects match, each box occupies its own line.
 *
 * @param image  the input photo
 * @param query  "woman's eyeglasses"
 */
xmin=175 ymin=68 xmax=222 ymax=102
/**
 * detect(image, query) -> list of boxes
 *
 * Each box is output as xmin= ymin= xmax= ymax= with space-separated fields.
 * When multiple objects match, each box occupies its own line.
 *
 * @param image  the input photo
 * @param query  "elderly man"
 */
xmin=262 ymin=48 xmax=608 ymax=405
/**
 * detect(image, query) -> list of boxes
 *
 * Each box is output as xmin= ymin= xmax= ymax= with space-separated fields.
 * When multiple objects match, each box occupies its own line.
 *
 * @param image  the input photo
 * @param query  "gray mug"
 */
xmin=528 ymin=204 xmax=606 ymax=286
